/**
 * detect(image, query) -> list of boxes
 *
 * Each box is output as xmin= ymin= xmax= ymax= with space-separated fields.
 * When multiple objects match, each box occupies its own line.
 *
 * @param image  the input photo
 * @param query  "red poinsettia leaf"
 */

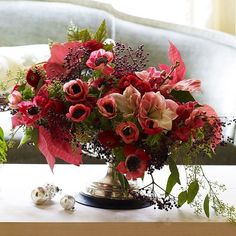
xmin=38 ymin=127 xmax=55 ymax=171
xmin=158 ymin=64 xmax=171 ymax=73
xmin=174 ymin=79 xmax=201 ymax=92
xmin=168 ymin=42 xmax=186 ymax=82
xmin=38 ymin=127 xmax=82 ymax=172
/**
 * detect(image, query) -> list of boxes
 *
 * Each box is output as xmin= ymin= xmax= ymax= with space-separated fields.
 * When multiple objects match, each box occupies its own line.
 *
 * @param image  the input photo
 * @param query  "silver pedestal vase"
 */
xmin=75 ymin=163 xmax=151 ymax=209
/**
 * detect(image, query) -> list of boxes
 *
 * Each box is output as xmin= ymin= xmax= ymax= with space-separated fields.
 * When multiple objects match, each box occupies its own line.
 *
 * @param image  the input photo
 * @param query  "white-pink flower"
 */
xmin=139 ymin=91 xmax=178 ymax=130
xmin=86 ymin=49 xmax=114 ymax=75
xmin=135 ymin=67 xmax=161 ymax=82
xmin=111 ymin=85 xmax=141 ymax=117
xmin=8 ymin=90 xmax=22 ymax=109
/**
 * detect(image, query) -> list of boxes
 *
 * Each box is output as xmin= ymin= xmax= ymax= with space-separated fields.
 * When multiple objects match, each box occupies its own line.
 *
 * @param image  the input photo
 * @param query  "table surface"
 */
xmin=0 ymin=164 xmax=236 ymax=236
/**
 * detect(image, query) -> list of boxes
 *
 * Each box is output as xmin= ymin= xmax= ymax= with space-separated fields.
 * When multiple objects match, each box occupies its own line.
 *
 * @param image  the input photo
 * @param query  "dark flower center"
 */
xmin=72 ymin=84 xmax=81 ymax=94
xmin=73 ymin=108 xmax=85 ymax=118
xmin=122 ymin=127 xmax=132 ymax=136
xmin=95 ymin=57 xmax=108 ymax=66
xmin=148 ymin=120 xmax=154 ymax=129
xmin=104 ymin=103 xmax=114 ymax=113
xmin=27 ymin=106 xmax=39 ymax=115
xmin=126 ymin=155 xmax=141 ymax=172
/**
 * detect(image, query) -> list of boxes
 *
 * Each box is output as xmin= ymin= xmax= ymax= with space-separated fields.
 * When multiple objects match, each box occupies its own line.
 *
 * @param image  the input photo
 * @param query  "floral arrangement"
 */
xmin=3 ymin=21 xmax=236 ymax=221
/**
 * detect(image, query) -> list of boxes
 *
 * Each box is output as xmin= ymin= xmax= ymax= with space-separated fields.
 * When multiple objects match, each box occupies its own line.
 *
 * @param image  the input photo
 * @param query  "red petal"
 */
xmin=116 ymin=162 xmax=127 ymax=174
xmin=168 ymin=42 xmax=186 ymax=82
xmin=123 ymin=144 xmax=137 ymax=157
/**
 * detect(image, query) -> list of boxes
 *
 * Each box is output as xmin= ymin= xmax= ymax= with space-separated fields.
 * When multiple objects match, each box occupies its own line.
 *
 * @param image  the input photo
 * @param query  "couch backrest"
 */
xmin=0 ymin=0 xmax=236 ymax=164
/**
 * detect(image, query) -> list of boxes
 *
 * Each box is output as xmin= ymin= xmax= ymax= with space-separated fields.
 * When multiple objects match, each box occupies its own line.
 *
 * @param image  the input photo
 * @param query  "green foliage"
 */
xmin=170 ymin=90 xmax=195 ymax=103
xmin=203 ymin=194 xmax=210 ymax=218
xmin=112 ymin=147 xmax=125 ymax=163
xmin=22 ymin=86 xmax=34 ymax=100
xmin=67 ymin=22 xmax=92 ymax=42
xmin=166 ymin=157 xmax=181 ymax=196
xmin=18 ymin=127 xmax=33 ymax=148
xmin=178 ymin=190 xmax=188 ymax=207
xmin=145 ymin=133 xmax=163 ymax=147
xmin=67 ymin=20 xmax=107 ymax=43
xmin=187 ymin=180 xmax=199 ymax=203
xmin=117 ymin=172 xmax=129 ymax=194
xmin=31 ymin=128 xmax=39 ymax=147
xmin=0 ymin=127 xmax=7 ymax=163
xmin=94 ymin=20 xmax=107 ymax=42
xmin=48 ymin=80 xmax=65 ymax=101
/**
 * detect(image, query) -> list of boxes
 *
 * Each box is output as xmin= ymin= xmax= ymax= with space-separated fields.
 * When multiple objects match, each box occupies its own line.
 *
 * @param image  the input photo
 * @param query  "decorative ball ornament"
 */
xmin=60 ymin=195 xmax=76 ymax=211
xmin=31 ymin=187 xmax=48 ymax=205
xmin=44 ymin=183 xmax=61 ymax=199
xmin=31 ymin=184 xmax=61 ymax=205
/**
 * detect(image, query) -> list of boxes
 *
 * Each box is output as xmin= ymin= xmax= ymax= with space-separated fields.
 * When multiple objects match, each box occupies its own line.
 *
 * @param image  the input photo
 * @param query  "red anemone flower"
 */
xmin=98 ymin=130 xmax=120 ymax=148
xmin=66 ymin=104 xmax=91 ymax=123
xmin=116 ymin=145 xmax=150 ymax=180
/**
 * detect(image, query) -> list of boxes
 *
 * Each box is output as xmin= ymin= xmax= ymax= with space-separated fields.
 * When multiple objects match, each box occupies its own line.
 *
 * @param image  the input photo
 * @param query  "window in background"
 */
xmin=96 ymin=0 xmax=236 ymax=35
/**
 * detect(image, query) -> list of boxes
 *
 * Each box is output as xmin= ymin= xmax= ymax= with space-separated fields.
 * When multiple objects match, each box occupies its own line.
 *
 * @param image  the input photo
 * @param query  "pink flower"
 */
xmin=8 ymin=90 xmax=22 ymax=109
xmin=139 ymin=92 xmax=178 ymax=130
xmin=115 ymin=121 xmax=139 ymax=144
xmin=138 ymin=118 xmax=163 ymax=135
xmin=16 ymin=101 xmax=41 ymax=126
xmin=118 ymin=74 xmax=151 ymax=94
xmin=111 ymin=85 xmax=141 ymax=117
xmin=116 ymin=145 xmax=149 ymax=180
xmin=86 ymin=49 xmax=114 ymax=75
xmin=63 ymin=79 xmax=88 ymax=102
xmin=172 ymin=102 xmax=197 ymax=141
xmin=66 ymin=104 xmax=91 ymax=123
xmin=97 ymin=95 xmax=117 ymax=119
xmin=186 ymin=105 xmax=222 ymax=151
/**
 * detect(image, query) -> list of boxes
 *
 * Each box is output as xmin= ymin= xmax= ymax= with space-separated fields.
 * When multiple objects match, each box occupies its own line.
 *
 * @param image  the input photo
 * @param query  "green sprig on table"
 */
xmin=0 ymin=127 xmax=7 ymax=163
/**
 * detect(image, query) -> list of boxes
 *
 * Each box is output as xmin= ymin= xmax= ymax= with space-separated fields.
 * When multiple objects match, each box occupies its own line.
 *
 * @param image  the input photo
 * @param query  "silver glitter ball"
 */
xmin=44 ymin=184 xmax=60 ymax=199
xmin=60 ymin=195 xmax=76 ymax=211
xmin=31 ymin=187 xmax=48 ymax=205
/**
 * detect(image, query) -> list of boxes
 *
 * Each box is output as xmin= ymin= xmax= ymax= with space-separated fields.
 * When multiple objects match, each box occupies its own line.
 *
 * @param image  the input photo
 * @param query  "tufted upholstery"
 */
xmin=0 ymin=0 xmax=236 ymax=164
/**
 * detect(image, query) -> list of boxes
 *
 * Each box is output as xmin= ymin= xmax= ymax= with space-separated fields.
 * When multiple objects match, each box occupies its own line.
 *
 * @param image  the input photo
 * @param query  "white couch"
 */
xmin=1 ymin=0 xmax=236 ymax=164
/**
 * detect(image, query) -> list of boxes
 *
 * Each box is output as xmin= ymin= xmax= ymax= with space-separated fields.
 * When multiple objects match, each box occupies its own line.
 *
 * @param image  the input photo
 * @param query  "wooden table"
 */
xmin=0 ymin=164 xmax=235 ymax=236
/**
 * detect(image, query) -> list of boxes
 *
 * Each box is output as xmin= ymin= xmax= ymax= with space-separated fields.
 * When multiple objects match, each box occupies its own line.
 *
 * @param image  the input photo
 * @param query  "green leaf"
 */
xmin=165 ymin=174 xmax=177 ymax=197
xmin=204 ymin=194 xmax=210 ymax=218
xmin=18 ymin=127 xmax=34 ymax=148
xmin=0 ymin=127 xmax=7 ymax=163
xmin=178 ymin=190 xmax=188 ymax=207
xmin=0 ymin=127 xmax=4 ymax=140
xmin=170 ymin=90 xmax=195 ymax=103
xmin=31 ymin=128 xmax=39 ymax=147
xmin=103 ymin=43 xmax=114 ymax=51
xmin=187 ymin=180 xmax=199 ymax=203
xmin=94 ymin=20 xmax=107 ymax=42
xmin=67 ymin=23 xmax=92 ymax=42
xmin=79 ymin=29 xmax=92 ymax=42
xmin=117 ymin=172 xmax=129 ymax=194
xmin=168 ymin=157 xmax=181 ymax=184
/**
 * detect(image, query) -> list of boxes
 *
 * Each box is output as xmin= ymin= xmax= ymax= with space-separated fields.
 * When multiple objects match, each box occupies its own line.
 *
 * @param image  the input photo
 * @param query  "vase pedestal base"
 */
xmin=75 ymin=192 xmax=151 ymax=209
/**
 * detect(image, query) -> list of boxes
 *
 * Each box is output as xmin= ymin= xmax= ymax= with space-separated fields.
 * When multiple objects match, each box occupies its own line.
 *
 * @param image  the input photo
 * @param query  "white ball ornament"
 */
xmin=31 ymin=187 xmax=48 ymax=205
xmin=60 ymin=195 xmax=76 ymax=211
